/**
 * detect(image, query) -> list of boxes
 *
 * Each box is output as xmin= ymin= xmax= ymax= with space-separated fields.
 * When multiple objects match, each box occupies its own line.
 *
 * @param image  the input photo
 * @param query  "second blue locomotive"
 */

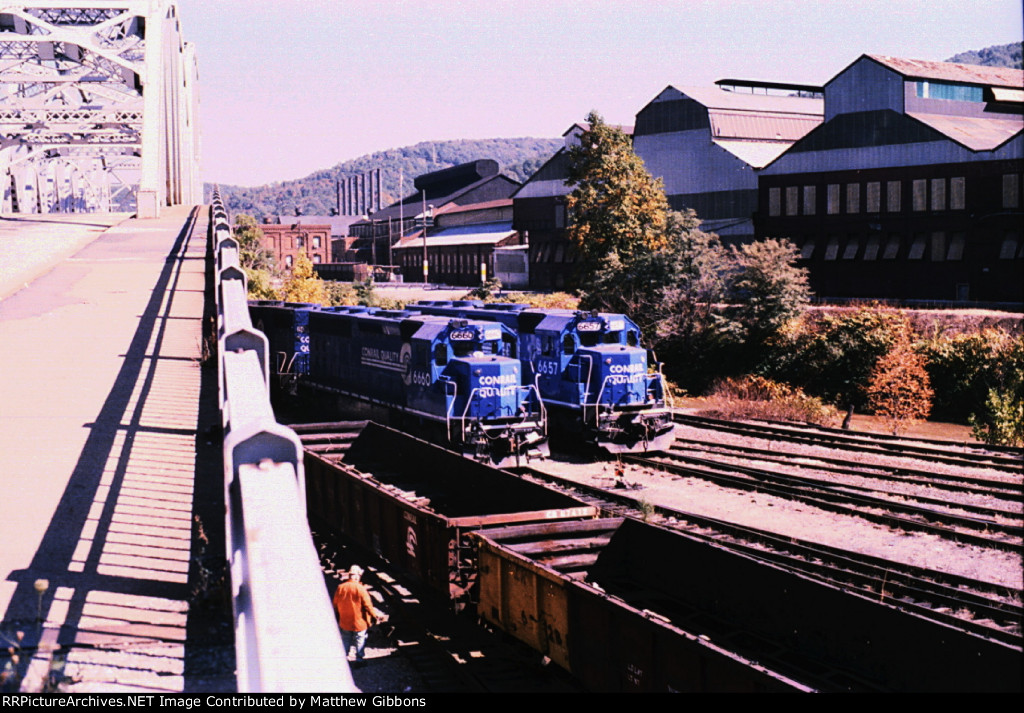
xmin=412 ymin=301 xmax=675 ymax=453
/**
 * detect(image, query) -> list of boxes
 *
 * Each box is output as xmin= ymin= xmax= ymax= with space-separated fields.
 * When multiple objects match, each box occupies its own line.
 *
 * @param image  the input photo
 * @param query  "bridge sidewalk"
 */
xmin=0 ymin=207 xmax=234 ymax=692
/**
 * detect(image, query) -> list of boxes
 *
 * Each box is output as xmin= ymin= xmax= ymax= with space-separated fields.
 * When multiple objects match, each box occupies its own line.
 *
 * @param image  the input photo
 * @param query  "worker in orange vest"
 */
xmin=333 ymin=565 xmax=385 ymax=666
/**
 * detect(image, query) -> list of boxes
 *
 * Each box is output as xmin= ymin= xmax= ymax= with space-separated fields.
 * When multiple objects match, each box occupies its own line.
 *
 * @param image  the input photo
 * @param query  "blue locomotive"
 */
xmin=412 ymin=301 xmax=674 ymax=453
xmin=249 ymin=301 xmax=548 ymax=466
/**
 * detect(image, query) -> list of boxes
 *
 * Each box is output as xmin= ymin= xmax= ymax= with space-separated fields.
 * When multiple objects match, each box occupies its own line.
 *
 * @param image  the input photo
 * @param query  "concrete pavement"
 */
xmin=0 ymin=207 xmax=234 ymax=692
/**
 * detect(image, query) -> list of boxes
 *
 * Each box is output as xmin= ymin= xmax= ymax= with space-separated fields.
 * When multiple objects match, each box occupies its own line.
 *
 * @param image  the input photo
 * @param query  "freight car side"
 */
xmin=303 ymin=423 xmax=597 ymax=604
xmin=471 ymin=517 xmax=1023 ymax=692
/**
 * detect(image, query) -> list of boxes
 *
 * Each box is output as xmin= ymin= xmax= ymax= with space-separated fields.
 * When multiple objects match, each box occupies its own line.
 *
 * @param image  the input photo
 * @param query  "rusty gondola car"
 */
xmin=471 ymin=517 xmax=1023 ymax=692
xmin=303 ymin=422 xmax=597 ymax=603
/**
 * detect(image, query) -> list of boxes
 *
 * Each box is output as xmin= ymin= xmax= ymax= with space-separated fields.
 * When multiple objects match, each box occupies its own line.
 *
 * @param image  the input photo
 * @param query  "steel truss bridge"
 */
xmin=0 ymin=1 xmax=198 ymax=216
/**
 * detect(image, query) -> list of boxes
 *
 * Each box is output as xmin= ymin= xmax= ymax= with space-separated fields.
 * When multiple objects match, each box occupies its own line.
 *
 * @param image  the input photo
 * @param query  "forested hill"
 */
xmin=211 ymin=137 xmax=562 ymax=220
xmin=946 ymin=41 xmax=1023 ymax=68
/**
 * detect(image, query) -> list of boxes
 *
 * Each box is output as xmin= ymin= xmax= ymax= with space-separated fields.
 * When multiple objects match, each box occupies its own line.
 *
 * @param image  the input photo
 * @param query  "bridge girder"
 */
xmin=0 ymin=1 xmax=198 ymax=215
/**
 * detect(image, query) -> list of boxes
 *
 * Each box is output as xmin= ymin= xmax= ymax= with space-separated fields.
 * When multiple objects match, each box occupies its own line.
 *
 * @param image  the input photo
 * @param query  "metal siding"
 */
xmin=826 ymin=57 xmax=905 ymax=121
xmin=634 ymin=129 xmax=758 ymax=195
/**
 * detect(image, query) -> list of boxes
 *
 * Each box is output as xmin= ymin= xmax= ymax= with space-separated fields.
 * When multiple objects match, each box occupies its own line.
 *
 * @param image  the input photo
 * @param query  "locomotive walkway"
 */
xmin=0 ymin=208 xmax=235 ymax=692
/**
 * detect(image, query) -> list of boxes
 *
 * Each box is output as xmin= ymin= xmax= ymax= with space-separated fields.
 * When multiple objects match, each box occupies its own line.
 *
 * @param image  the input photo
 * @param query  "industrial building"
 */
xmin=632 ymin=80 xmax=824 ymax=243
xmin=349 ymin=159 xmax=522 ymax=284
xmin=757 ymin=55 xmax=1023 ymax=304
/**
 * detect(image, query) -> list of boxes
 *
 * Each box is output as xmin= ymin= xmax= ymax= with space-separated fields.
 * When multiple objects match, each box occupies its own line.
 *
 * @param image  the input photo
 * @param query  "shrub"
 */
xmin=921 ymin=328 xmax=1015 ymax=423
xmin=463 ymin=277 xmax=502 ymax=300
xmin=759 ymin=306 xmax=909 ymax=409
xmin=866 ymin=334 xmax=934 ymax=435
xmin=968 ymin=333 xmax=1024 ymax=446
xmin=703 ymin=375 xmax=840 ymax=427
xmin=970 ymin=389 xmax=1024 ymax=447
xmin=490 ymin=292 xmax=581 ymax=309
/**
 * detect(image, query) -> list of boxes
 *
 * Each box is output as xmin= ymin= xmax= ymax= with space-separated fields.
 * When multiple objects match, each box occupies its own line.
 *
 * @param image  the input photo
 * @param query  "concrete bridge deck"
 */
xmin=0 ymin=208 xmax=235 ymax=692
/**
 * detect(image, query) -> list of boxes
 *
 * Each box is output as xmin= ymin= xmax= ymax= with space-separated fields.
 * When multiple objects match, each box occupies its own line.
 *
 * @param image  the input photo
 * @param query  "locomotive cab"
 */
xmin=404 ymin=317 xmax=548 ymax=466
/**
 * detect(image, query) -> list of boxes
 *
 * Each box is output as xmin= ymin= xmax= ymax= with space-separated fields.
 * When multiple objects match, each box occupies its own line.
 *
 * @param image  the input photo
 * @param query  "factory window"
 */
xmin=842 ymin=236 xmax=860 ymax=260
xmin=827 ymin=184 xmax=840 ymax=214
xmin=999 ymin=232 xmax=1020 ymax=259
xmin=285 ymin=255 xmax=293 ymax=268
xmin=887 ymin=181 xmax=901 ymax=212
xmin=950 ymin=177 xmax=965 ymax=210
xmin=930 ymin=179 xmax=946 ymax=211
xmin=824 ymin=236 xmax=840 ymax=260
xmin=313 ymin=254 xmax=321 ymax=263
xmin=296 ymin=236 xmax=305 ymax=248
xmin=915 ymin=81 xmax=983 ymax=102
xmin=803 ymin=186 xmax=816 ymax=215
xmin=313 ymin=236 xmax=321 ymax=248
xmin=785 ymin=186 xmax=799 ymax=216
xmin=1004 ymin=174 xmax=1020 ymax=208
xmin=908 ymin=234 xmax=927 ymax=260
xmin=800 ymin=239 xmax=815 ymax=259
xmin=768 ymin=187 xmax=782 ymax=216
xmin=555 ymin=204 xmax=567 ymax=229
xmin=866 ymin=182 xmax=881 ymax=213
xmin=931 ymin=232 xmax=946 ymax=261
xmin=912 ymin=180 xmax=927 ymax=211
xmin=846 ymin=183 xmax=860 ymax=213
xmin=947 ymin=233 xmax=965 ymax=260
xmin=882 ymin=234 xmax=901 ymax=260
xmin=863 ymin=235 xmax=881 ymax=260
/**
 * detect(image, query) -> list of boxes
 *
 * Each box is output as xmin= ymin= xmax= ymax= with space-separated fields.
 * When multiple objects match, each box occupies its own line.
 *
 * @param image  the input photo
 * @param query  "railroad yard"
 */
xmin=296 ymin=415 xmax=1024 ymax=693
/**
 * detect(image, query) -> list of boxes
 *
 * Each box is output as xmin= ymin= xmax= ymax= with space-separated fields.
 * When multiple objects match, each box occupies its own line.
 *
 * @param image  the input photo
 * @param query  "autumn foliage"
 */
xmin=866 ymin=332 xmax=934 ymax=434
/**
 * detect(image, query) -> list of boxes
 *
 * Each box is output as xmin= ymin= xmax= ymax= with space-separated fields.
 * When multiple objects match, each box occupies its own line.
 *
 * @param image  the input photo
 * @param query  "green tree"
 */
xmin=244 ymin=268 xmax=278 ymax=300
xmin=921 ymin=328 xmax=1015 ymax=422
xmin=582 ymin=210 xmax=727 ymax=336
xmin=566 ymin=111 xmax=670 ymax=272
xmin=233 ymin=214 xmax=275 ymax=272
xmin=969 ymin=333 xmax=1024 ymax=446
xmin=279 ymin=251 xmax=328 ymax=305
xmin=728 ymin=238 xmax=811 ymax=346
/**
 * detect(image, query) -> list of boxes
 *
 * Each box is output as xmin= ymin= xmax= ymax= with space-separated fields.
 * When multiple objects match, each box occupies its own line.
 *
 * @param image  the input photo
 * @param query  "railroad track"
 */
xmin=625 ymin=451 xmax=1023 ymax=553
xmin=670 ymin=436 xmax=1022 ymax=501
xmin=510 ymin=465 xmax=1023 ymax=647
xmin=673 ymin=413 xmax=1024 ymax=473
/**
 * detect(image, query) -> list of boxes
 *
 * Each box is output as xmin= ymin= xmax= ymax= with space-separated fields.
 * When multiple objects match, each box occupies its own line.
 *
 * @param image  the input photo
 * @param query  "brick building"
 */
xmin=258 ymin=223 xmax=331 ymax=271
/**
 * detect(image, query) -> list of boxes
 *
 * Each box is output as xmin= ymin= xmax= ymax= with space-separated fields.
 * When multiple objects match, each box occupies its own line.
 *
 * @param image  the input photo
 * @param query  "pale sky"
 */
xmin=176 ymin=0 xmax=1023 ymax=187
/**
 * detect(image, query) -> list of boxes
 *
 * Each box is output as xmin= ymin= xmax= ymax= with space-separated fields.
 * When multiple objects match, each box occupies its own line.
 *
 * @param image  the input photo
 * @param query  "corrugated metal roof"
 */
xmin=396 ymin=221 xmax=516 ymax=248
xmin=438 ymin=198 xmax=513 ymax=215
xmin=868 ymin=55 xmax=1024 ymax=88
xmin=709 ymin=111 xmax=823 ymax=142
xmin=397 ymin=231 xmax=515 ymax=249
xmin=712 ymin=139 xmax=795 ymax=168
xmin=674 ymin=85 xmax=824 ymax=115
xmin=906 ymin=112 xmax=1023 ymax=151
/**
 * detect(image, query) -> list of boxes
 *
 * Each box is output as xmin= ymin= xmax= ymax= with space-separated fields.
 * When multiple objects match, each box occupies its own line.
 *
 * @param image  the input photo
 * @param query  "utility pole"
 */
xmin=421 ymin=190 xmax=428 ymax=283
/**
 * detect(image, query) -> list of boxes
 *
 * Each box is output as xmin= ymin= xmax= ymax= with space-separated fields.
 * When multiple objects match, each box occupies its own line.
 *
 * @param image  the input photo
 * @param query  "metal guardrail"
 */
xmin=210 ymin=192 xmax=354 ymax=692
